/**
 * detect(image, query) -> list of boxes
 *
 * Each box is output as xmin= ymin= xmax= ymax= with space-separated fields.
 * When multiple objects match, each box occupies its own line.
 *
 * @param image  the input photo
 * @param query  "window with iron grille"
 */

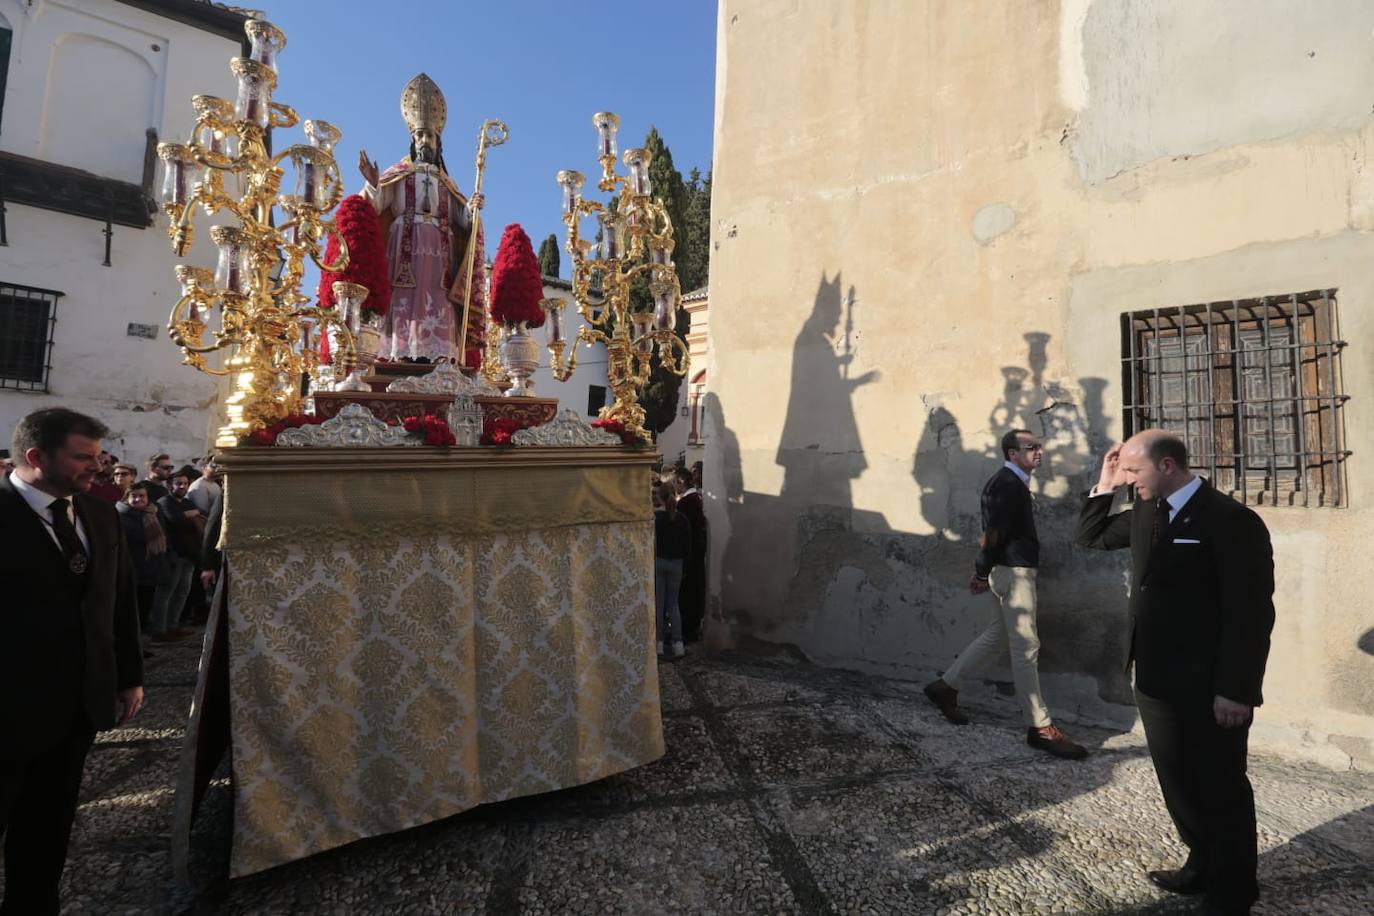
xmin=1121 ymin=290 xmax=1349 ymax=507
xmin=0 ymin=283 xmax=62 ymax=391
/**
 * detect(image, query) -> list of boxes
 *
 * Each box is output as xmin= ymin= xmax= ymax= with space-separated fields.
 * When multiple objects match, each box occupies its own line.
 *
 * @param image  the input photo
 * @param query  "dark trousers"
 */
xmin=0 ymin=711 xmax=96 ymax=915
xmin=1135 ymin=687 xmax=1259 ymax=912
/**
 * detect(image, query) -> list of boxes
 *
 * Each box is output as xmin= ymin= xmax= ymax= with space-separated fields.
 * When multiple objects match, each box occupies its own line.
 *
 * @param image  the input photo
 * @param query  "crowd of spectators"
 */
xmin=77 ymin=449 xmax=222 ymax=650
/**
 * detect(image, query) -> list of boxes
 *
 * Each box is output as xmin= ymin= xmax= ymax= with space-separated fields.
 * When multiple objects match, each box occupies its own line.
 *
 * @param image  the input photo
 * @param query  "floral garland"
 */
xmin=480 ymin=415 xmax=535 ymax=446
xmin=397 ymin=414 xmax=457 ymax=447
xmin=239 ymin=412 xmax=456 ymax=447
xmin=591 ymin=418 xmax=642 ymax=445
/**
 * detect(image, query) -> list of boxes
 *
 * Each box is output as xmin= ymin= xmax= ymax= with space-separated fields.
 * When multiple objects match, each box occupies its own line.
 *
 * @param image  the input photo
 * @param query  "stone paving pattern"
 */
xmin=3 ymin=640 xmax=1371 ymax=914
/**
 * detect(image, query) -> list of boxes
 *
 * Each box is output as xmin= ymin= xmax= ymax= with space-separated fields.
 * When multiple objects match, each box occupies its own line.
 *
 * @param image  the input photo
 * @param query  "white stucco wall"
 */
xmin=708 ymin=0 xmax=1374 ymax=767
xmin=0 ymin=0 xmax=240 ymax=466
xmin=528 ymin=280 xmax=609 ymax=416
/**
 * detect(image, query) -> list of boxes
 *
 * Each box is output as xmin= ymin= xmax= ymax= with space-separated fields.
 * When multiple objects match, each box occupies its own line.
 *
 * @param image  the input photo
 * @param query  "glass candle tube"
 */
xmin=653 ymin=288 xmax=677 ymax=330
xmin=305 ymin=119 xmax=341 ymax=153
xmin=650 ymin=241 xmax=674 ymax=266
xmin=210 ymin=226 xmax=250 ymax=295
xmin=632 ymin=314 xmax=653 ymax=354
xmin=245 ymin=19 xmax=287 ymax=73
xmin=331 ymin=282 xmax=367 ymax=339
xmin=544 ymin=299 xmax=564 ymax=344
xmin=593 ymin=111 xmax=620 ymax=159
xmin=231 ymin=58 xmax=276 ymax=129
xmin=598 ymin=212 xmax=622 ymax=260
xmin=623 ymin=148 xmax=652 ymax=195
xmin=157 ymin=143 xmax=200 ymax=206
xmin=556 ymin=169 xmax=585 ymax=215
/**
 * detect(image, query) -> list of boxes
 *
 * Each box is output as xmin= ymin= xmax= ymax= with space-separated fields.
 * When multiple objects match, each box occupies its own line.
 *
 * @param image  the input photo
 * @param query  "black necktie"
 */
xmin=48 ymin=497 xmax=89 ymax=570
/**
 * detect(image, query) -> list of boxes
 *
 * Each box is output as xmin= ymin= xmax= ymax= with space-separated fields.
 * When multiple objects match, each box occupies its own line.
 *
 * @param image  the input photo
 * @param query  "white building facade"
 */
xmin=654 ymin=285 xmax=708 ymax=470
xmin=0 ymin=0 xmax=242 ymax=467
xmin=528 ymin=275 xmax=609 ymax=417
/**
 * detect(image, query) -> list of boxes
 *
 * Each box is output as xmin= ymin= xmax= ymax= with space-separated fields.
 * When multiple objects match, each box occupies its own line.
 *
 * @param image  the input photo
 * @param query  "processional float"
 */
xmin=160 ymin=13 xmax=686 ymax=880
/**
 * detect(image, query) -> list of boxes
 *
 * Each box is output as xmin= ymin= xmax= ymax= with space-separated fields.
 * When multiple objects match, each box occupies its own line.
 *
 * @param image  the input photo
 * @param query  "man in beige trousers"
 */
xmin=924 ymin=429 xmax=1087 ymax=759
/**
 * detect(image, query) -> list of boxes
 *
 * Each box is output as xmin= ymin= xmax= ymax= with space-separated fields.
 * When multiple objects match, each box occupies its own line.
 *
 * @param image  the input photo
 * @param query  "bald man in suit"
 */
xmin=1078 ymin=430 xmax=1274 ymax=916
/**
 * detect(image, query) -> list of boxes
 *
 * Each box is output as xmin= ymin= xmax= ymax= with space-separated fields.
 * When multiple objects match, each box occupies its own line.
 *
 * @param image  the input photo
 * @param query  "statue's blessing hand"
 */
xmin=358 ymin=150 xmax=379 ymax=187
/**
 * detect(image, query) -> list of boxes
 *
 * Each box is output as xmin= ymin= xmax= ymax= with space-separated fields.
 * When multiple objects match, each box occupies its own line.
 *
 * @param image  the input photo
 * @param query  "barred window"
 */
xmin=0 ymin=283 xmax=62 ymax=392
xmin=1121 ymin=290 xmax=1348 ymax=507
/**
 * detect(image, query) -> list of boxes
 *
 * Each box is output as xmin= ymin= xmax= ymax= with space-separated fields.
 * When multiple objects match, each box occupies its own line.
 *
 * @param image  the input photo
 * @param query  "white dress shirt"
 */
xmin=11 ymin=472 xmax=90 ymax=553
xmin=1003 ymin=461 xmax=1031 ymax=486
xmin=1164 ymin=475 xmax=1203 ymax=523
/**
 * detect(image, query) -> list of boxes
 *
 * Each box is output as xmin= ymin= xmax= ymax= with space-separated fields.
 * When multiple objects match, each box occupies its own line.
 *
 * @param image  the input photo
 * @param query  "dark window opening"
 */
xmin=1121 ymin=290 xmax=1348 ymax=507
xmin=0 ymin=283 xmax=62 ymax=391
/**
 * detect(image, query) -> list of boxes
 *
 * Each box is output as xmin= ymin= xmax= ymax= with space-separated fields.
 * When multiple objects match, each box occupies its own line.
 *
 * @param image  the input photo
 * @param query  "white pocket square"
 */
xmin=1173 ymin=538 xmax=1201 ymax=544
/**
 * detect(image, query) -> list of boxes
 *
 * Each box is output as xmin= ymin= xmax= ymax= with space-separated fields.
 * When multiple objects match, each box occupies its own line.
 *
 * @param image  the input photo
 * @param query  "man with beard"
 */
xmin=0 ymin=408 xmax=143 ymax=914
xmin=357 ymin=73 xmax=487 ymax=367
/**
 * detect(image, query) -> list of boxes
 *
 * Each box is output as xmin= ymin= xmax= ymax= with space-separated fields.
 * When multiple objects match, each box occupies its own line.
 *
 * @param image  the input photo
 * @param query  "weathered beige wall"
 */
xmin=706 ymin=0 xmax=1374 ymax=767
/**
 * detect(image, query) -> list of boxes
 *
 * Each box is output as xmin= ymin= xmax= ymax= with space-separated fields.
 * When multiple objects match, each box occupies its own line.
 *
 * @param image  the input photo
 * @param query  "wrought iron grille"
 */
xmin=0 ymin=282 xmax=62 ymax=392
xmin=1121 ymin=290 xmax=1349 ymax=507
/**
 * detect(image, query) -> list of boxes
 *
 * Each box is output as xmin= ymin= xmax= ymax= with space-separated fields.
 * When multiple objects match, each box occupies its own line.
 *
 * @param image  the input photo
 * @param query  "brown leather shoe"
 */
xmin=1027 ymin=724 xmax=1088 ymax=759
xmin=923 ymin=678 xmax=970 ymax=725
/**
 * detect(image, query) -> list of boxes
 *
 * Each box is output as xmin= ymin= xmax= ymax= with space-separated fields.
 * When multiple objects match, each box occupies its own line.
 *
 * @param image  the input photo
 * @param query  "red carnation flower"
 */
xmin=402 ymin=416 xmax=422 ymax=433
xmin=488 ymin=223 xmax=546 ymax=328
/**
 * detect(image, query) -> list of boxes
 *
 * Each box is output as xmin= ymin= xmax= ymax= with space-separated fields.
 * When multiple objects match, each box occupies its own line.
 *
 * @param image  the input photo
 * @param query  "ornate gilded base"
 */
xmin=474 ymin=395 xmax=559 ymax=428
xmin=313 ymin=390 xmax=455 ymax=423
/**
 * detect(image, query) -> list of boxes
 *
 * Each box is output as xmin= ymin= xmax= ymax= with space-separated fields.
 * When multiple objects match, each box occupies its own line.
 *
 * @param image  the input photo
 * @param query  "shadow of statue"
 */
xmin=1358 ymin=627 xmax=1374 ymax=656
xmin=777 ymin=274 xmax=878 ymax=506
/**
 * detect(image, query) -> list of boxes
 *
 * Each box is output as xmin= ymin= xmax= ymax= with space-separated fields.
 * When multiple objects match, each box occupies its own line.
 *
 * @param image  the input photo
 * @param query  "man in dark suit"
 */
xmin=674 ymin=466 xmax=707 ymax=642
xmin=1078 ymin=429 xmax=1274 ymax=916
xmin=924 ymin=429 xmax=1088 ymax=759
xmin=0 ymin=408 xmax=144 ymax=914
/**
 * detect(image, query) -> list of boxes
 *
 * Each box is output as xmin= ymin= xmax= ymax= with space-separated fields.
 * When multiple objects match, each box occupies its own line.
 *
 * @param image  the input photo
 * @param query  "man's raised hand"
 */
xmin=1095 ymin=443 xmax=1127 ymax=493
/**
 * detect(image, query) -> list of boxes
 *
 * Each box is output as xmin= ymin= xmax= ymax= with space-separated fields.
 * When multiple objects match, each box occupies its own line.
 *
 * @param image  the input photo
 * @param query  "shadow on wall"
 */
xmin=704 ymin=273 xmax=1132 ymax=704
xmin=1358 ymin=628 xmax=1374 ymax=656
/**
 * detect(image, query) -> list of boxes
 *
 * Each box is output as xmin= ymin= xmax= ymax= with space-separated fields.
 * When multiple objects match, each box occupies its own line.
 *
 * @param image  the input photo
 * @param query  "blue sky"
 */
xmin=254 ymin=0 xmax=718 ymax=278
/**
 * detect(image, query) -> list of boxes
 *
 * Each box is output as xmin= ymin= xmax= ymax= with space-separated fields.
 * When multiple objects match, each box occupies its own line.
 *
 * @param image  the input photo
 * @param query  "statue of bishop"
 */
xmin=358 ymin=74 xmax=486 ymax=367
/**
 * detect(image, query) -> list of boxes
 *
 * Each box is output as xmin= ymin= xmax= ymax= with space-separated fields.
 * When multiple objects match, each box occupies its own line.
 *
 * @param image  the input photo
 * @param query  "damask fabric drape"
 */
xmin=204 ymin=456 xmax=662 ymax=877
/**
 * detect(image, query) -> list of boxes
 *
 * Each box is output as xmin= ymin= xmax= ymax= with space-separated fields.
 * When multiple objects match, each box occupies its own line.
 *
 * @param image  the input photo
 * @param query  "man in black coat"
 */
xmin=1078 ymin=429 xmax=1274 ymax=916
xmin=923 ymin=429 xmax=1087 ymax=759
xmin=0 ymin=408 xmax=144 ymax=914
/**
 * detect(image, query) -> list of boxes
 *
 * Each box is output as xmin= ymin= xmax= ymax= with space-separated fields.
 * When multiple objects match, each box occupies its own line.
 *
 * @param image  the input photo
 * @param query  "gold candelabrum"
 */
xmin=547 ymin=112 xmax=689 ymax=440
xmin=157 ymin=16 xmax=357 ymax=448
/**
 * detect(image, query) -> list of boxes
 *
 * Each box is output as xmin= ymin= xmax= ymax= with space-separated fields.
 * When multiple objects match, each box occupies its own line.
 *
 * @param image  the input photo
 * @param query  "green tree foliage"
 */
xmin=537 ymin=233 xmax=561 ymax=278
xmin=680 ymin=168 xmax=712 ymax=293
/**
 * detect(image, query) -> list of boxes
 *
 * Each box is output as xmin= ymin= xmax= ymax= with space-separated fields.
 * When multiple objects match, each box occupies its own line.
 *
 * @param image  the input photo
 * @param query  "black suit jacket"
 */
xmin=0 ymin=476 xmax=144 ymax=753
xmin=974 ymin=466 xmax=1038 ymax=577
xmin=1077 ymin=478 xmax=1274 ymax=706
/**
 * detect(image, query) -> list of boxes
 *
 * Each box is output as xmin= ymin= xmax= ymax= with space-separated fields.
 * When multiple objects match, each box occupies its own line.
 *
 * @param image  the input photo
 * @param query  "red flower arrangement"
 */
xmin=480 ymin=415 xmax=535 ymax=446
xmin=402 ymin=414 xmax=457 ymax=447
xmin=241 ymin=412 xmax=327 ymax=446
xmin=488 ymin=223 xmax=546 ymax=328
xmin=239 ymin=412 xmax=457 ymax=447
xmin=317 ymin=194 xmax=390 ymax=365
xmin=591 ymin=417 xmax=641 ymax=446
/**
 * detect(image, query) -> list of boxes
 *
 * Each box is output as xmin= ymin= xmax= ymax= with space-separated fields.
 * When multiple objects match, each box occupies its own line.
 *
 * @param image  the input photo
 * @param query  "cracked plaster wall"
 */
xmin=707 ymin=0 xmax=1374 ymax=766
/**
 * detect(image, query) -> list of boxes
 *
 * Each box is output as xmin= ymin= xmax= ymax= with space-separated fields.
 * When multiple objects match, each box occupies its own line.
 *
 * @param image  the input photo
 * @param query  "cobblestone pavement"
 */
xmin=6 ymin=639 xmax=1372 ymax=915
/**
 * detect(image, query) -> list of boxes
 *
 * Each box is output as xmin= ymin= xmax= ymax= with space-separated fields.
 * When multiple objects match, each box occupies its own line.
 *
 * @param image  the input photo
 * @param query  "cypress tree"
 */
xmin=537 ymin=233 xmax=561 ymax=278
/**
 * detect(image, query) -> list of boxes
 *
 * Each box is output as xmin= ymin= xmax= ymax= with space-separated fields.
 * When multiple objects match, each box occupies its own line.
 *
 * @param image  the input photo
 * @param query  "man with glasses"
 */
xmin=923 ymin=429 xmax=1088 ymax=759
xmin=141 ymin=454 xmax=174 ymax=503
